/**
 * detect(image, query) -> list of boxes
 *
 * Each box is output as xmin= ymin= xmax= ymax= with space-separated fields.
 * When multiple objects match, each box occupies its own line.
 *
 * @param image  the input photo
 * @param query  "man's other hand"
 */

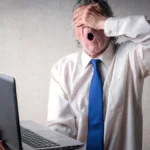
xmin=0 ymin=141 xmax=5 ymax=150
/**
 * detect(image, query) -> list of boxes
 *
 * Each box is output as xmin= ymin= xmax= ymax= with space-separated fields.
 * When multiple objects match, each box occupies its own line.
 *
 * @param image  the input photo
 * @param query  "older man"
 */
xmin=47 ymin=0 xmax=150 ymax=150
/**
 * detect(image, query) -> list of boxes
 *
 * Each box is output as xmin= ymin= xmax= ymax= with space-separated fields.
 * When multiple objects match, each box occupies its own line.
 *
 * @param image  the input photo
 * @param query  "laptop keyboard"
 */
xmin=20 ymin=126 xmax=60 ymax=149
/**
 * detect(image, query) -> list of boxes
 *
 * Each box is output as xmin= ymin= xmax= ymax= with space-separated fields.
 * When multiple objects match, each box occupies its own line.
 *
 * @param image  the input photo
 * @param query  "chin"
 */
xmin=85 ymin=49 xmax=101 ymax=58
xmin=88 ymin=42 xmax=103 ymax=51
xmin=86 ymin=44 xmax=108 ymax=57
xmin=88 ymin=46 xmax=102 ymax=53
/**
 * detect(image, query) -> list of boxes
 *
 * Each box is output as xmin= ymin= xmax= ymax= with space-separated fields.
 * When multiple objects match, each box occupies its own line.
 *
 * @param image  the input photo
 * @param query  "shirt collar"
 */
xmin=81 ymin=42 xmax=115 ymax=70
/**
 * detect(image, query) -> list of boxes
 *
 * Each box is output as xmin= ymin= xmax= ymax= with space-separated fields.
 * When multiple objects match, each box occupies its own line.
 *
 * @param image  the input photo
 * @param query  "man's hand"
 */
xmin=73 ymin=3 xmax=107 ymax=30
xmin=0 ymin=141 xmax=5 ymax=150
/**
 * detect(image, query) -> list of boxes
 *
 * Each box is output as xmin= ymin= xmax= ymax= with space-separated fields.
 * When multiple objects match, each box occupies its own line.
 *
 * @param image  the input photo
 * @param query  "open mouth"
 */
xmin=87 ymin=33 xmax=95 ymax=41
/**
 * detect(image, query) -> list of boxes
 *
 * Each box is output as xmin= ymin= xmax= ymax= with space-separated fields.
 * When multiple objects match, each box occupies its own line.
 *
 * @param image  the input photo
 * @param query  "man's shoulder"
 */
xmin=54 ymin=52 xmax=79 ymax=66
xmin=51 ymin=52 xmax=80 ymax=72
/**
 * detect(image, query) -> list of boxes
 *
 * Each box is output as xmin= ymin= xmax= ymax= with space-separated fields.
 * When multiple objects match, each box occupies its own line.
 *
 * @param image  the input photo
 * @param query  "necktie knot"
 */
xmin=91 ymin=59 xmax=100 ymax=70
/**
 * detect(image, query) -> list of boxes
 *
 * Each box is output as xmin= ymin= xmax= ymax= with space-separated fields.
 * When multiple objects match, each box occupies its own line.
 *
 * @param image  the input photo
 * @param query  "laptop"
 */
xmin=0 ymin=74 xmax=84 ymax=150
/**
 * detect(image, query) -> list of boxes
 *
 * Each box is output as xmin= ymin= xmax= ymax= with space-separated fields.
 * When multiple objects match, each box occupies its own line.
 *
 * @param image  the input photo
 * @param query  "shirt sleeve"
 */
xmin=104 ymin=15 xmax=150 ymax=77
xmin=47 ymin=63 xmax=77 ymax=138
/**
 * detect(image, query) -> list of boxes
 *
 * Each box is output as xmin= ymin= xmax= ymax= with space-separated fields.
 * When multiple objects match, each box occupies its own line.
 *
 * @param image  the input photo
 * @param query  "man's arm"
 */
xmin=104 ymin=15 xmax=150 ymax=77
xmin=47 ymin=64 xmax=77 ymax=138
xmin=104 ymin=16 xmax=150 ymax=44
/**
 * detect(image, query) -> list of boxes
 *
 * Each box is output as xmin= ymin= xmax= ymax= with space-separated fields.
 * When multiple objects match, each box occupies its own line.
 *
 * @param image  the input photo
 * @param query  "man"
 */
xmin=0 ymin=141 xmax=5 ymax=150
xmin=47 ymin=0 xmax=150 ymax=150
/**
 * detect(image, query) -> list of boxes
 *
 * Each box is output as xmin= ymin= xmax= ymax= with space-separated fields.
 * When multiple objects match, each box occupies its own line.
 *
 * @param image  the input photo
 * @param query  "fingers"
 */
xmin=0 ymin=141 xmax=5 ymax=150
xmin=74 ymin=17 xmax=84 ymax=27
xmin=89 ymin=3 xmax=102 ymax=12
xmin=73 ymin=3 xmax=103 ymax=28
xmin=73 ymin=10 xmax=85 ymax=27
xmin=73 ymin=5 xmax=87 ymax=21
xmin=73 ymin=12 xmax=81 ymax=22
xmin=88 ymin=3 xmax=102 ymax=15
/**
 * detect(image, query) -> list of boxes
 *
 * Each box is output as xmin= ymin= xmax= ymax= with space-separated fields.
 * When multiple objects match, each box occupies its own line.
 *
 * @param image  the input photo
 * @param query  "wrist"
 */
xmin=97 ymin=17 xmax=107 ymax=30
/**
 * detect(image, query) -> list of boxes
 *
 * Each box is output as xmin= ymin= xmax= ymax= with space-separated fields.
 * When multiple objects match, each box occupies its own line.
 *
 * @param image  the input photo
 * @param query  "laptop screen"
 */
xmin=0 ymin=74 xmax=22 ymax=150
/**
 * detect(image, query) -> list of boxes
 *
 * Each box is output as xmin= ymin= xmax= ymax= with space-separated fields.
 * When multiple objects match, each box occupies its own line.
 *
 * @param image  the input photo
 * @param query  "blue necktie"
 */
xmin=86 ymin=59 xmax=104 ymax=150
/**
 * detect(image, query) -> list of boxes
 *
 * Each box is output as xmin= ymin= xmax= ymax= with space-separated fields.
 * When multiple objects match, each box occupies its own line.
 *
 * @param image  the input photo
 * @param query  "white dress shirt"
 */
xmin=47 ymin=16 xmax=150 ymax=150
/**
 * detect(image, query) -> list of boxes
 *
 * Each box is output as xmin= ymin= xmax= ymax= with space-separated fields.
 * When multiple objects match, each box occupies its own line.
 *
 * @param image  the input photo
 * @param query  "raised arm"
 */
xmin=104 ymin=15 xmax=150 ymax=44
xmin=104 ymin=15 xmax=150 ymax=77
